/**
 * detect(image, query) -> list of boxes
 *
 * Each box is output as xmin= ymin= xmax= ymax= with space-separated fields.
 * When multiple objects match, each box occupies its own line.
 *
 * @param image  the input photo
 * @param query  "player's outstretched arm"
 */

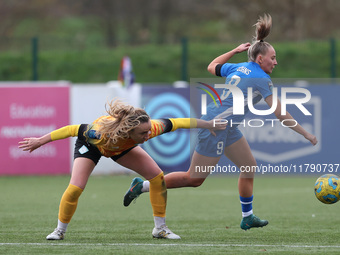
xmin=196 ymin=119 xmax=228 ymax=136
xmin=207 ymin=43 xmax=251 ymax=75
xmin=18 ymin=133 xmax=52 ymax=153
xmin=265 ymin=95 xmax=318 ymax=146
xmin=170 ymin=118 xmax=227 ymax=132
xmin=196 ymin=119 xmax=227 ymax=130
xmin=18 ymin=124 xmax=81 ymax=153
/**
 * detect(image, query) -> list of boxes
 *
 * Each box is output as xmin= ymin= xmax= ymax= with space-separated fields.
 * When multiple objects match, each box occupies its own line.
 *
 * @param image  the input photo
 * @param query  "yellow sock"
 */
xmin=149 ymin=172 xmax=167 ymax=217
xmin=58 ymin=184 xmax=83 ymax=224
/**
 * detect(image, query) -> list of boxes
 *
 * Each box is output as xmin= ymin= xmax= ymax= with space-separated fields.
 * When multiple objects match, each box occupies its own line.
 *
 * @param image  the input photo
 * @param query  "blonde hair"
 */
xmin=96 ymin=99 xmax=150 ymax=147
xmin=248 ymin=14 xmax=273 ymax=62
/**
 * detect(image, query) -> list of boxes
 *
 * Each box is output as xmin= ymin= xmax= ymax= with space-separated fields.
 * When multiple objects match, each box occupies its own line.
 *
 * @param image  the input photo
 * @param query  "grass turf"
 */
xmin=0 ymin=174 xmax=339 ymax=254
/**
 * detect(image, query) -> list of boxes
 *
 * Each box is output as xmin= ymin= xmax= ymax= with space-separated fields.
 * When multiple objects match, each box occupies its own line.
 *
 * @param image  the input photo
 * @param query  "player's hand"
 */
xmin=235 ymin=43 xmax=251 ymax=53
xmin=208 ymin=119 xmax=228 ymax=136
xmin=18 ymin=137 xmax=42 ymax=152
xmin=305 ymin=133 xmax=318 ymax=146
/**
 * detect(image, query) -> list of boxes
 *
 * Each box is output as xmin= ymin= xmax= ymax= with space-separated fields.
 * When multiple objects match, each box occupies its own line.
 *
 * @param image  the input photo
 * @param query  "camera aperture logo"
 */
xmin=197 ymin=82 xmax=312 ymax=128
xmin=196 ymin=82 xmax=222 ymax=115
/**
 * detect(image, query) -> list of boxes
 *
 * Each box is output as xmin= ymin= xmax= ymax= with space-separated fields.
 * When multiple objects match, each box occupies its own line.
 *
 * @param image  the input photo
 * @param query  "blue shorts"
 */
xmin=195 ymin=127 xmax=243 ymax=157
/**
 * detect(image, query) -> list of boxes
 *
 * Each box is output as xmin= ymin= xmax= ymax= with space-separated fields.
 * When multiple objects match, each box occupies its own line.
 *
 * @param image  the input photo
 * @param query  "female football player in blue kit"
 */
xmin=124 ymin=14 xmax=318 ymax=230
xmin=18 ymin=100 xmax=226 ymax=240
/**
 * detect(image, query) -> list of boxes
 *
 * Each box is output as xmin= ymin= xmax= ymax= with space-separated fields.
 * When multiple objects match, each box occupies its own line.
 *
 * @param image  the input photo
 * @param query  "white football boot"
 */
xmin=152 ymin=225 xmax=181 ymax=239
xmin=46 ymin=228 xmax=65 ymax=240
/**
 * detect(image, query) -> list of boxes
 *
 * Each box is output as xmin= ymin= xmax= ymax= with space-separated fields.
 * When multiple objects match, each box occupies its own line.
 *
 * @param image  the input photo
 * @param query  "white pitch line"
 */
xmin=1 ymin=243 xmax=340 ymax=248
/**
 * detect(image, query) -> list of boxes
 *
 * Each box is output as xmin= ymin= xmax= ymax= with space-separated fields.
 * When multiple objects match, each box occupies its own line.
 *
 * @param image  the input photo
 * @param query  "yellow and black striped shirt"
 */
xmin=50 ymin=117 xmax=197 ymax=158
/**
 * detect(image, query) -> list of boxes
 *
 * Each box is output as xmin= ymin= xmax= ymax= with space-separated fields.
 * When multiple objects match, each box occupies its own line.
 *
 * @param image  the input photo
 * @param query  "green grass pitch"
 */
xmin=1 ymin=174 xmax=339 ymax=254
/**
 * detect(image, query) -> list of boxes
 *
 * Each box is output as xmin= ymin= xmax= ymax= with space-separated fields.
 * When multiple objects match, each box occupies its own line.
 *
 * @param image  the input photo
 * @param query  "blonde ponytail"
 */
xmin=254 ymin=14 xmax=272 ymax=42
xmin=248 ymin=14 xmax=273 ymax=62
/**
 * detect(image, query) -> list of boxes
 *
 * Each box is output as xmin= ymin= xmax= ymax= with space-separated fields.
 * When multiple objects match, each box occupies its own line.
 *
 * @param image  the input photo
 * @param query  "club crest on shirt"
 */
xmin=268 ymin=81 xmax=274 ymax=92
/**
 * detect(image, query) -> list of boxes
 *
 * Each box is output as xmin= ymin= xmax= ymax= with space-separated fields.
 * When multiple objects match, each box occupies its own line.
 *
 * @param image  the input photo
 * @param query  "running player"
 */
xmin=18 ymin=99 xmax=226 ymax=240
xmin=123 ymin=14 xmax=318 ymax=230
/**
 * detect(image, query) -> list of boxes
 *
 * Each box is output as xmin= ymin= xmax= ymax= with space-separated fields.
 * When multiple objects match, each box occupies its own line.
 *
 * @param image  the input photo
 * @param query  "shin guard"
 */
xmin=58 ymin=184 xmax=83 ymax=223
xmin=149 ymin=172 xmax=167 ymax=217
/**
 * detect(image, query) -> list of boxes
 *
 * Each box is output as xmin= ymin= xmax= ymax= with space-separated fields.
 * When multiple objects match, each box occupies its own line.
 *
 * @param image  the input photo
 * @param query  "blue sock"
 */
xmin=240 ymin=195 xmax=253 ymax=218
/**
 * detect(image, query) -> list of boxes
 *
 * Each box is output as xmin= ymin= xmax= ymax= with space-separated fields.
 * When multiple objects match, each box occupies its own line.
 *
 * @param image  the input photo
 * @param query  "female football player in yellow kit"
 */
xmin=18 ymin=99 xmax=226 ymax=240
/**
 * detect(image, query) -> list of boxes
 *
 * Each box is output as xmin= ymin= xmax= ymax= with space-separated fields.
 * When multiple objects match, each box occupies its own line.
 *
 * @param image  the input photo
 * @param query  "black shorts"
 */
xmin=74 ymin=138 xmax=135 ymax=165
